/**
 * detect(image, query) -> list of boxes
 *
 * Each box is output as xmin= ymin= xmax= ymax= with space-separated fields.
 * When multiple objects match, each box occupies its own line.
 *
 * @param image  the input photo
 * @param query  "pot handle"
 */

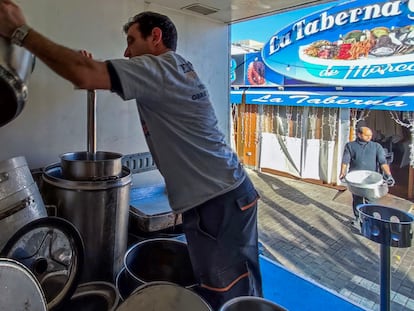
xmin=0 ymin=196 xmax=32 ymax=220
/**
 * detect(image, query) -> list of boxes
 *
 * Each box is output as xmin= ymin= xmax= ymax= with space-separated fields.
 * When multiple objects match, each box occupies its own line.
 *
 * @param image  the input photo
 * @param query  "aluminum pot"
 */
xmin=0 ymin=156 xmax=47 ymax=251
xmin=0 ymin=37 xmax=35 ymax=127
xmin=42 ymin=163 xmax=131 ymax=283
xmin=345 ymin=170 xmax=388 ymax=200
xmin=60 ymin=151 xmax=123 ymax=181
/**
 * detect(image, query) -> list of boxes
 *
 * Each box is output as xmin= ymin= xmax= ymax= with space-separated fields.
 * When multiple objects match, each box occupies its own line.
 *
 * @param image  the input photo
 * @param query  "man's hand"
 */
xmin=0 ymin=0 xmax=27 ymax=38
xmin=79 ymin=50 xmax=93 ymax=59
xmin=384 ymin=174 xmax=395 ymax=187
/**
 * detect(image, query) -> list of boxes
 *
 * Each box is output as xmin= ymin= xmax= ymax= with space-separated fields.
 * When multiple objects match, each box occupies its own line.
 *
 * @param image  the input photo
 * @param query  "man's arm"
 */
xmin=380 ymin=163 xmax=392 ymax=176
xmin=0 ymin=0 xmax=110 ymax=90
xmin=339 ymin=143 xmax=351 ymax=180
xmin=22 ymin=29 xmax=111 ymax=90
xmin=339 ymin=163 xmax=348 ymax=180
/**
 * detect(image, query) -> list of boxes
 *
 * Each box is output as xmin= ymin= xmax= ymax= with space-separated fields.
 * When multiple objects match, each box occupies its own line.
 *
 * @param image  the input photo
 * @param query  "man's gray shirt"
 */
xmin=342 ymin=139 xmax=387 ymax=172
xmin=107 ymin=51 xmax=245 ymax=213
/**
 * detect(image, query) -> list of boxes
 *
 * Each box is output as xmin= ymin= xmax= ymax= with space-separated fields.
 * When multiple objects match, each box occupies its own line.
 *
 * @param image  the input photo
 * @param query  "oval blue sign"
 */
xmin=262 ymin=0 xmax=414 ymax=86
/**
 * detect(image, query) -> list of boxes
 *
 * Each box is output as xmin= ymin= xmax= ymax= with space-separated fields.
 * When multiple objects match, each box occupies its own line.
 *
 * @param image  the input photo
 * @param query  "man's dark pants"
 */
xmin=182 ymin=176 xmax=263 ymax=310
xmin=352 ymin=194 xmax=376 ymax=219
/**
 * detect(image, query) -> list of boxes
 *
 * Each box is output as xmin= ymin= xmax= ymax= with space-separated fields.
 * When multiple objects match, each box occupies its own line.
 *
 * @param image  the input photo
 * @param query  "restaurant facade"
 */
xmin=231 ymin=0 xmax=414 ymax=198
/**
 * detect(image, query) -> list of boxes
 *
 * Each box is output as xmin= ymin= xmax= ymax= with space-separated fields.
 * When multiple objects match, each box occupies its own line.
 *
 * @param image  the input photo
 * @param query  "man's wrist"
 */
xmin=10 ymin=24 xmax=31 ymax=46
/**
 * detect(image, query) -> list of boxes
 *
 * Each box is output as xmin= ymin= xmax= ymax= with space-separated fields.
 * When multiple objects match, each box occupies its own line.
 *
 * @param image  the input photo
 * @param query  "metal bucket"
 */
xmin=219 ymin=296 xmax=288 ymax=311
xmin=124 ymin=238 xmax=197 ymax=290
xmin=0 ymin=37 xmax=35 ymax=127
xmin=117 ymin=281 xmax=212 ymax=311
xmin=60 ymin=151 xmax=123 ymax=181
xmin=42 ymin=163 xmax=131 ymax=283
xmin=345 ymin=170 xmax=388 ymax=200
xmin=0 ymin=156 xmax=47 ymax=251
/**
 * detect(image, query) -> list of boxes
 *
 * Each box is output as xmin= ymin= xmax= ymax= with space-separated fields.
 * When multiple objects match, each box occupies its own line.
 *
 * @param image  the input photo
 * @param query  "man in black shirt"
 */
xmin=339 ymin=127 xmax=395 ymax=224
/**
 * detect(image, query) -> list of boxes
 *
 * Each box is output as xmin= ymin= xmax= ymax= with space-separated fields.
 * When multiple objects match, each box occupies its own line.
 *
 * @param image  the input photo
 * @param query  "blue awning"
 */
xmin=230 ymin=88 xmax=414 ymax=111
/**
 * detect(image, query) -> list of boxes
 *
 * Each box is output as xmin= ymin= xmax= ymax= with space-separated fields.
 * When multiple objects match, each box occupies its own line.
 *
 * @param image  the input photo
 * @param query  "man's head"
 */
xmin=123 ymin=11 xmax=177 ymax=58
xmin=356 ymin=126 xmax=373 ymax=142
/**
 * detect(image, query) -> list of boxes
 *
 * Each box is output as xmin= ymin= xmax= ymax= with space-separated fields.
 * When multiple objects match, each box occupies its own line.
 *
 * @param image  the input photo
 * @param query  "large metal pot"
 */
xmin=345 ymin=170 xmax=388 ymax=200
xmin=60 ymin=151 xmax=123 ymax=181
xmin=0 ymin=156 xmax=47 ymax=251
xmin=42 ymin=163 xmax=131 ymax=283
xmin=0 ymin=37 xmax=35 ymax=127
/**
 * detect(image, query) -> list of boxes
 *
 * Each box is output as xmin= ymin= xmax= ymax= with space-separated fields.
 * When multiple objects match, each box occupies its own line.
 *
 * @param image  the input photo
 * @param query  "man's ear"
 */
xmin=152 ymin=27 xmax=163 ymax=46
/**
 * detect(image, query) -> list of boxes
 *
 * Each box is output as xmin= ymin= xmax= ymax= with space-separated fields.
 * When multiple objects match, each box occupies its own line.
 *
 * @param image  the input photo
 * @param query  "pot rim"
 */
xmin=42 ymin=163 xmax=131 ymax=189
xmin=69 ymin=281 xmax=120 ymax=311
xmin=219 ymin=295 xmax=288 ymax=311
xmin=60 ymin=151 xmax=123 ymax=162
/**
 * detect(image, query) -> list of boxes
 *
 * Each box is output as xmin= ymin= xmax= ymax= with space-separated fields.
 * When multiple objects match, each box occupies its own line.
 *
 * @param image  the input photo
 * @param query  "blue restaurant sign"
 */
xmin=230 ymin=88 xmax=414 ymax=111
xmin=262 ymin=0 xmax=414 ymax=86
xmin=231 ymin=0 xmax=414 ymax=111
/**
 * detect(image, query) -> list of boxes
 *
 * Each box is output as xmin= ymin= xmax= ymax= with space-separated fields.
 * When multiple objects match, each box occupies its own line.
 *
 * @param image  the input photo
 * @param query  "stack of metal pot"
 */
xmin=0 ymin=156 xmax=47 ymax=251
xmin=41 ymin=90 xmax=132 ymax=283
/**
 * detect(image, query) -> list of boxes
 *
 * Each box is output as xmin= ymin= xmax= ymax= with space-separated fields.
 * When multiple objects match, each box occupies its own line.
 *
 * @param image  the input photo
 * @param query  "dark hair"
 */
xmin=123 ymin=11 xmax=177 ymax=51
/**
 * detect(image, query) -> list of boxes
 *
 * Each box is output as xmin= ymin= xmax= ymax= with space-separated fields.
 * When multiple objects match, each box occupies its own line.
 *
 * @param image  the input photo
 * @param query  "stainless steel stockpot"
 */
xmin=0 ymin=37 xmax=35 ymax=127
xmin=60 ymin=151 xmax=123 ymax=181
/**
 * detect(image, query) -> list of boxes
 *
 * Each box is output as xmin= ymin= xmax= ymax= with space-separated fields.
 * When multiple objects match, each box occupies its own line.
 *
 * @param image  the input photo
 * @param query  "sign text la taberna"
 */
xmin=261 ymin=0 xmax=414 ymax=86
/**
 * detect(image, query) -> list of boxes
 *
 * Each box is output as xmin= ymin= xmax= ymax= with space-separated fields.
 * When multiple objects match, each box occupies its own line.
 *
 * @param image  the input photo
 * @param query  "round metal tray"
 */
xmin=1 ymin=216 xmax=85 ymax=310
xmin=0 ymin=258 xmax=47 ymax=311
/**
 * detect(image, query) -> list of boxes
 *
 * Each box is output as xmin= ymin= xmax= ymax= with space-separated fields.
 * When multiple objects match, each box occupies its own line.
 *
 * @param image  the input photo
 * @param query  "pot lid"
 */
xmin=117 ymin=281 xmax=212 ymax=311
xmin=0 ymin=258 xmax=47 ymax=311
xmin=0 ymin=216 xmax=85 ymax=310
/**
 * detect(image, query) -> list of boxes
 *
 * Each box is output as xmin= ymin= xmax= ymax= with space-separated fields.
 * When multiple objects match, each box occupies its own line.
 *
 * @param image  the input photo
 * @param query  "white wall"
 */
xmin=0 ymin=0 xmax=230 ymax=169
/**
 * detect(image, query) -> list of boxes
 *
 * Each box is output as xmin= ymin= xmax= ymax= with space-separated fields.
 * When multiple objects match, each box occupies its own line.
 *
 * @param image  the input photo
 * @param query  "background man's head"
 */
xmin=357 ymin=126 xmax=373 ymax=142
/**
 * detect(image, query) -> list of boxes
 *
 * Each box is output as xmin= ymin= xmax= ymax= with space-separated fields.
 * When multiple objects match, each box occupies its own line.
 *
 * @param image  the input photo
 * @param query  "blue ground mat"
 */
xmin=260 ymin=255 xmax=366 ymax=311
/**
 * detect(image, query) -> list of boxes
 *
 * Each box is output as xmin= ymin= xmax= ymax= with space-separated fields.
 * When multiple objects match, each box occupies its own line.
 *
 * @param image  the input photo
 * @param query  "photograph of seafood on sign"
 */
xmin=262 ymin=0 xmax=414 ymax=86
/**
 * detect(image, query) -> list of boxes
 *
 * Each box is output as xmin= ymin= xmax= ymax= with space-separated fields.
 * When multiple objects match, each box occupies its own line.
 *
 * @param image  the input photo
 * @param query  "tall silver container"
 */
xmin=0 ymin=156 xmax=47 ymax=251
xmin=41 ymin=163 xmax=131 ymax=283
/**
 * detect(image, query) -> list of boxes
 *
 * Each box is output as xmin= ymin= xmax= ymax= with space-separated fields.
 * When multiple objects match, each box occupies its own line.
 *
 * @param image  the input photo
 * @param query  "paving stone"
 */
xmin=249 ymin=168 xmax=414 ymax=310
